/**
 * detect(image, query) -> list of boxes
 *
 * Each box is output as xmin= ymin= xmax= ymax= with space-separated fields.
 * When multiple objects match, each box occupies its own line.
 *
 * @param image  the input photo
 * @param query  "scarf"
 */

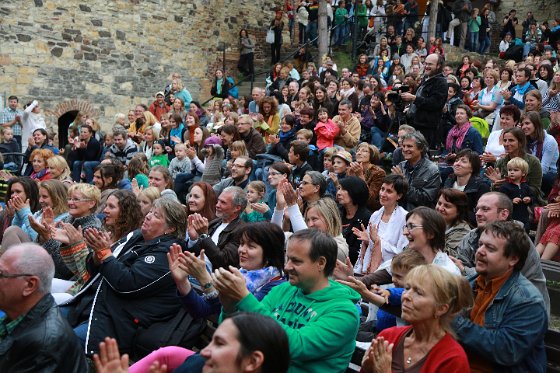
xmin=279 ymin=127 xmax=296 ymax=142
xmin=527 ymin=138 xmax=544 ymax=160
xmin=446 ymin=122 xmax=472 ymax=152
xmin=240 ymin=266 xmax=282 ymax=294
xmin=340 ymin=87 xmax=355 ymax=99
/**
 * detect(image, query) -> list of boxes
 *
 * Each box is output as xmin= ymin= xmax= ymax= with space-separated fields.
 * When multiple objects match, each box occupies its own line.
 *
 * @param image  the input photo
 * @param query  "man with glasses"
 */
xmin=213 ymin=156 xmax=253 ymax=197
xmin=0 ymin=243 xmax=87 ymax=372
xmin=238 ymin=114 xmax=265 ymax=158
xmin=454 ymin=192 xmax=550 ymax=315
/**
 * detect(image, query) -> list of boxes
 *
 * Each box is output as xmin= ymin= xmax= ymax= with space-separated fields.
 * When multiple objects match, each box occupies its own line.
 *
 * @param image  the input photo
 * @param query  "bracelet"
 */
xmin=202 ymin=290 xmax=219 ymax=300
xmin=96 ymin=248 xmax=112 ymax=261
xmin=202 ymin=281 xmax=213 ymax=290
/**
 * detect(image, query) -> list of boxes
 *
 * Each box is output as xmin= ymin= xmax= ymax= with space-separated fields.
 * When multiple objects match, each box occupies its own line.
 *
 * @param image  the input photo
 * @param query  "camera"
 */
xmin=386 ymin=84 xmax=409 ymax=110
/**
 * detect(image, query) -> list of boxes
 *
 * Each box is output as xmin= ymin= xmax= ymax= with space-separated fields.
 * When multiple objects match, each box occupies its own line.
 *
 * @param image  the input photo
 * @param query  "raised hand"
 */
xmin=212 ymin=266 xmax=249 ymax=304
xmin=352 ymin=223 xmax=370 ymax=243
xmin=167 ymin=243 xmax=191 ymax=295
xmin=83 ymin=227 xmax=112 ymax=251
xmin=333 ymin=257 xmax=354 ymax=281
xmin=93 ymin=337 xmax=129 ymax=373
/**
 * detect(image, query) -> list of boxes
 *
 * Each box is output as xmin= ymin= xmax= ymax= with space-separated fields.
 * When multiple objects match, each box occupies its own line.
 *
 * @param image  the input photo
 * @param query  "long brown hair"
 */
xmin=185 ymin=182 xmax=217 ymax=221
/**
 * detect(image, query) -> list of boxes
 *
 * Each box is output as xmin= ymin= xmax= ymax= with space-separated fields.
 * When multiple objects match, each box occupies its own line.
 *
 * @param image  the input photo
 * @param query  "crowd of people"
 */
xmin=0 ymin=2 xmax=559 ymax=372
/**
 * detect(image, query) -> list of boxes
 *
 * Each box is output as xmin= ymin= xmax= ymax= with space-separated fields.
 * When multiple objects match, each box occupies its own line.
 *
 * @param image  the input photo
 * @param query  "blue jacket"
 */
xmin=443 ymin=126 xmax=484 ymax=156
xmin=507 ymin=82 xmax=536 ymax=110
xmin=453 ymin=271 xmax=547 ymax=373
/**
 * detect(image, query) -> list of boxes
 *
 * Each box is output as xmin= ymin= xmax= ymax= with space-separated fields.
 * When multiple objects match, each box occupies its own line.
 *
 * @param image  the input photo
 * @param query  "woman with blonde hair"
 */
xmin=137 ymin=186 xmax=161 ymax=217
xmin=47 ymin=155 xmax=73 ymax=186
xmin=361 ymin=264 xmax=472 ymax=372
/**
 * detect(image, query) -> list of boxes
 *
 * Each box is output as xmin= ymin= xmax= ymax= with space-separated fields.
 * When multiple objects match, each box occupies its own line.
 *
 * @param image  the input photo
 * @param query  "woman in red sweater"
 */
xmin=361 ymin=264 xmax=472 ymax=372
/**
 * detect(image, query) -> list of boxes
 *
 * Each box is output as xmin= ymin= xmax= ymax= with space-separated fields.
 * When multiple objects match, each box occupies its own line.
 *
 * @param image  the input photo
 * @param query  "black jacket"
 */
xmin=0 ymin=294 xmax=87 ymax=373
xmin=193 ymin=217 xmax=246 ymax=270
xmin=75 ymin=136 xmax=102 ymax=162
xmin=66 ymin=231 xmax=184 ymax=356
xmin=411 ymin=73 xmax=448 ymax=130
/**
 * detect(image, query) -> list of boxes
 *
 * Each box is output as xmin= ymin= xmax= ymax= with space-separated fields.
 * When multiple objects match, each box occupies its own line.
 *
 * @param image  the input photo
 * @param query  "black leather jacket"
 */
xmin=0 ymin=294 xmax=87 ymax=373
xmin=411 ymin=73 xmax=448 ymax=130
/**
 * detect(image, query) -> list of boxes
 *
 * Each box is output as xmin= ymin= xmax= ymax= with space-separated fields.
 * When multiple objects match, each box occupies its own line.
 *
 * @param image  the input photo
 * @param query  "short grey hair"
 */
xmin=153 ymin=198 xmax=187 ymax=239
xmin=223 ymin=186 xmax=248 ymax=212
xmin=8 ymin=243 xmax=54 ymax=294
xmin=339 ymin=99 xmax=353 ymax=111
xmin=401 ymin=131 xmax=428 ymax=154
xmin=305 ymin=171 xmax=327 ymax=196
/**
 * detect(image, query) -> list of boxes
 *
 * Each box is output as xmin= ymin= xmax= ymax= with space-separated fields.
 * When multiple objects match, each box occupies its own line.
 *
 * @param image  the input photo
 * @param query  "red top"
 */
xmin=362 ymin=326 xmax=470 ymax=373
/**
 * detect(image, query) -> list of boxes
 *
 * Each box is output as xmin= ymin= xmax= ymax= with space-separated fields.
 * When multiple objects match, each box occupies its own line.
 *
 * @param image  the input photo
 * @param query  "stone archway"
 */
xmin=44 ymin=100 xmax=100 ymax=148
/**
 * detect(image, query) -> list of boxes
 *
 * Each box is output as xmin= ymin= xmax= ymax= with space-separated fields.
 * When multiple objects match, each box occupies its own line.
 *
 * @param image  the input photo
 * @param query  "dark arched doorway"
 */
xmin=57 ymin=110 xmax=79 ymax=149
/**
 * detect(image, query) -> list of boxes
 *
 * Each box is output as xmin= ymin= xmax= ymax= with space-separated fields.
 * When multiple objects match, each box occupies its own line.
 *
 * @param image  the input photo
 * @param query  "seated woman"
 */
xmin=29 ymin=148 xmax=55 ymax=181
xmin=36 ymin=184 xmax=102 ymax=282
xmin=347 ymin=142 xmax=386 ymax=211
xmin=435 ymin=189 xmax=472 ymax=257
xmin=63 ymin=198 xmax=189 ymax=356
xmin=52 ymin=190 xmax=144 ymax=299
xmin=137 ymin=186 xmax=161 ymax=218
xmin=481 ymin=104 xmax=520 ymax=163
xmin=524 ymin=90 xmax=551 ymax=130
xmin=444 ymin=149 xmax=490 ymax=225
xmin=362 ymin=264 xmax=471 ymax=372
xmin=95 ymin=313 xmax=290 ymax=373
xmin=273 ymin=181 xmax=349 ymax=261
xmin=521 ymin=111 xmax=559 ymax=196
xmin=267 ymin=114 xmax=297 ymax=162
xmin=353 ymin=174 xmax=409 ymax=275
xmin=93 ymin=162 xmax=124 ymax=215
xmin=47 ymin=155 xmax=73 ymax=187
xmin=22 ymin=128 xmax=58 ymax=176
xmin=2 ymin=180 xmax=69 ymax=247
xmin=185 ymin=181 xmax=217 ymax=221
xmin=175 ymin=221 xmax=284 ymax=319
xmin=148 ymin=165 xmax=179 ymax=201
xmin=439 ymin=104 xmax=484 ymax=183
xmin=337 ymin=176 xmax=372 ymax=265
xmin=0 ymin=177 xmax=41 ymax=247
xmin=486 ymin=127 xmax=543 ymax=201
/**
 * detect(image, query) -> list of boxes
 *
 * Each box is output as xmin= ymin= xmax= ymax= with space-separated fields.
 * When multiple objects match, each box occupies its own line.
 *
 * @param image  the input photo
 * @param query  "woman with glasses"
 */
xmin=34 ymin=183 xmax=102 ymax=284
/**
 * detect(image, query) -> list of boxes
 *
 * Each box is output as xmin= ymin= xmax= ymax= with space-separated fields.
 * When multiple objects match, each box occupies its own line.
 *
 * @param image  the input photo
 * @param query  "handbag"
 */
xmin=266 ymin=29 xmax=275 ymax=44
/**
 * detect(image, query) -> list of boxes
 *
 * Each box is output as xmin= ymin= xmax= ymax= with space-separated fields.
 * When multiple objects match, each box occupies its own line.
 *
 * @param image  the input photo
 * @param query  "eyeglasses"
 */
xmin=268 ymin=171 xmax=283 ymax=176
xmin=231 ymin=164 xmax=246 ymax=169
xmin=68 ymin=198 xmax=92 ymax=203
xmin=0 ymin=270 xmax=33 ymax=279
xmin=403 ymin=223 xmax=423 ymax=232
xmin=299 ymin=180 xmax=314 ymax=186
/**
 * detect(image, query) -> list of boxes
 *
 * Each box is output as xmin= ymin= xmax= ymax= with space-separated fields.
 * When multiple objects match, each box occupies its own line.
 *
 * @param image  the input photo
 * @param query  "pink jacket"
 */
xmin=315 ymin=119 xmax=340 ymax=151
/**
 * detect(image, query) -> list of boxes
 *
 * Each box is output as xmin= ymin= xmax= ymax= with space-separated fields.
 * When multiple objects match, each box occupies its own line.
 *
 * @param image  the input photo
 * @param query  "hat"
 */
xmin=204 ymin=135 xmax=222 ymax=147
xmin=332 ymin=150 xmax=353 ymax=164
xmin=392 ymin=53 xmax=401 ymax=60
xmin=155 ymin=91 xmax=164 ymax=97
xmin=155 ymin=139 xmax=167 ymax=153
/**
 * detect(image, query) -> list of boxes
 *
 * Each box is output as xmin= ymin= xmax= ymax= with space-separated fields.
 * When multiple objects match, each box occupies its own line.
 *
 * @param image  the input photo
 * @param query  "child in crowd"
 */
xmin=296 ymin=129 xmax=321 ymax=171
xmin=102 ymin=133 xmax=114 ymax=160
xmin=498 ymin=157 xmax=533 ymax=229
xmin=288 ymin=140 xmax=313 ymax=187
xmin=340 ymin=249 xmax=426 ymax=342
xmin=149 ymin=140 xmax=170 ymax=168
xmin=326 ymin=150 xmax=352 ymax=196
xmin=168 ymin=113 xmax=184 ymax=149
xmin=240 ymin=181 xmax=268 ymax=223
xmin=314 ymin=108 xmax=340 ymax=152
xmin=168 ymin=143 xmax=191 ymax=180
xmin=128 ymin=157 xmax=149 ymax=189
xmin=321 ymin=147 xmax=337 ymax=178
xmin=1 ymin=127 xmax=21 ymax=171
xmin=200 ymin=135 xmax=225 ymax=185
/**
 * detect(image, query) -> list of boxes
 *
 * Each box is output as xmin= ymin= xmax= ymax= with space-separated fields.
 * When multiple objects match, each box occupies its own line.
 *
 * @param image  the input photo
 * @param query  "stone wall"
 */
xmin=0 ymin=0 xmax=282 ymax=133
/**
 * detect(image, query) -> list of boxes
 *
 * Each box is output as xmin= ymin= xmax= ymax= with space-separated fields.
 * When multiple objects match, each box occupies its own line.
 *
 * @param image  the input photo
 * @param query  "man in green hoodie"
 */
xmin=216 ymin=229 xmax=361 ymax=373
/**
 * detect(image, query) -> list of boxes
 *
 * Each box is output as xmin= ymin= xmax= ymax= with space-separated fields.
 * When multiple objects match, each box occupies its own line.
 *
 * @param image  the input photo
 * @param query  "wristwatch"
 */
xmin=199 ymin=234 xmax=209 ymax=240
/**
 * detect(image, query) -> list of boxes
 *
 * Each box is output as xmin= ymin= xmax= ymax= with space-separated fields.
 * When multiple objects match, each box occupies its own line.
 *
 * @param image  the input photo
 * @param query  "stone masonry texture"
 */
xmin=0 ymin=0 xmax=282 ymax=133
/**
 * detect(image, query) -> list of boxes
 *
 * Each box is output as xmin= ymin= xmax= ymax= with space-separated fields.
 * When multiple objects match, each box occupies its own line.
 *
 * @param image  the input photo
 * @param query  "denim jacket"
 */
xmin=453 ymin=270 xmax=547 ymax=373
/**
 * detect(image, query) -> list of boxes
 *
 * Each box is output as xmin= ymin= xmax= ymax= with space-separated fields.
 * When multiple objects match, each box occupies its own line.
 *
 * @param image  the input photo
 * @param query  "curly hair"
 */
xmin=105 ymin=189 xmax=143 ymax=240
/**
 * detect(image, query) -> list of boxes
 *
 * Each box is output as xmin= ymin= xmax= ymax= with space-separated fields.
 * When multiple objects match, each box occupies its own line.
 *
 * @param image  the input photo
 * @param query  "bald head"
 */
xmin=3 ymin=243 xmax=54 ymax=293
xmin=424 ymin=54 xmax=443 ymax=77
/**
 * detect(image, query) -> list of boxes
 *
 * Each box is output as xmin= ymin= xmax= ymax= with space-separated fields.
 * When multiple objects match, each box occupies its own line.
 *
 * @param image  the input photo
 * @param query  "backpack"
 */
xmin=470 ymin=117 xmax=490 ymax=140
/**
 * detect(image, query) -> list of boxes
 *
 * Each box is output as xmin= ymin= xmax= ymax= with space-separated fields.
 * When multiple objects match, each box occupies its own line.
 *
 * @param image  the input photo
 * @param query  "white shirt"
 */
xmin=21 ymin=100 xmax=46 ymax=153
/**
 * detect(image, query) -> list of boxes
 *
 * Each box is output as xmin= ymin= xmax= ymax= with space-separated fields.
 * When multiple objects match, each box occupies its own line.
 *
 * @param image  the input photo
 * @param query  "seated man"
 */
xmin=216 ymin=229 xmax=360 ymax=372
xmin=0 ymin=243 xmax=87 ymax=372
xmin=213 ymin=156 xmax=252 ymax=197
xmin=455 ymin=192 xmax=550 ymax=315
xmin=188 ymin=186 xmax=246 ymax=270
xmin=454 ymin=221 xmax=547 ymax=372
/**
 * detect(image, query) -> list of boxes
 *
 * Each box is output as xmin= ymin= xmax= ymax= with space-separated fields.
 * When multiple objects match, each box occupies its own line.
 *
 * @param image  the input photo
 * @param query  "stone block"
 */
xmin=116 ymin=30 xmax=125 ymax=40
xmin=84 ymin=53 xmax=98 ymax=61
xmin=79 ymin=4 xmax=91 ymax=12
xmin=33 ymin=0 xmax=43 ymax=6
xmin=98 ymin=30 xmax=111 ymax=38
xmin=50 ymin=47 xmax=63 ymax=57
xmin=91 ymin=19 xmax=103 ymax=27
xmin=16 ymin=34 xmax=32 ymax=42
